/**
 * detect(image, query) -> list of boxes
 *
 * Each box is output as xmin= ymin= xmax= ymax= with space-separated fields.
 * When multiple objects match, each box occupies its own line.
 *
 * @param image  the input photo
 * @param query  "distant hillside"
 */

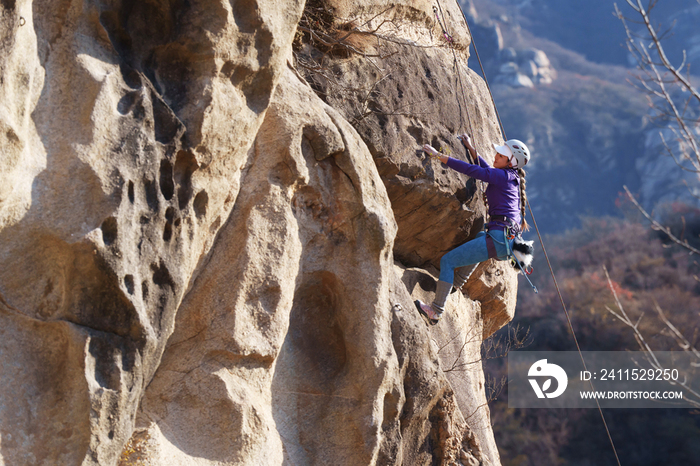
xmin=470 ymin=0 xmax=700 ymax=68
xmin=487 ymin=217 xmax=700 ymax=465
xmin=464 ymin=0 xmax=700 ymax=232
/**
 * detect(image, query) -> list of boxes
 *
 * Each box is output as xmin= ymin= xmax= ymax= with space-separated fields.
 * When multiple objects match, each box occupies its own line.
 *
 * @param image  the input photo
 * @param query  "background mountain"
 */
xmin=465 ymin=0 xmax=700 ymax=232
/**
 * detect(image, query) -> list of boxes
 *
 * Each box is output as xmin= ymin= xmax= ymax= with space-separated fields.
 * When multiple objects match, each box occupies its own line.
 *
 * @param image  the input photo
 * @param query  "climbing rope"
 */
xmin=433 ymin=5 xmax=453 ymax=43
xmin=433 ymin=4 xmax=475 ymax=158
xmin=444 ymin=2 xmax=623 ymax=465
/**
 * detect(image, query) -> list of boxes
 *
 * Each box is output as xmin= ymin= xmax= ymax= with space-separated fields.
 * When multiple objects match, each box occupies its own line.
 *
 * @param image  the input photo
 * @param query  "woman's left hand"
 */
xmin=423 ymin=144 xmax=449 ymax=164
xmin=457 ymin=133 xmax=473 ymax=149
xmin=423 ymin=144 xmax=441 ymax=159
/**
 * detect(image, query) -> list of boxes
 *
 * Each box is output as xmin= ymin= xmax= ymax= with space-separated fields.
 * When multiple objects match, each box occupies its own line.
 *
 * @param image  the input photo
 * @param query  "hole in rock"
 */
xmin=193 ymin=190 xmax=208 ymax=219
xmin=117 ymin=90 xmax=141 ymax=115
xmin=163 ymin=207 xmax=175 ymax=242
xmin=174 ymin=150 xmax=198 ymax=209
xmin=144 ymin=177 xmax=159 ymax=211
xmin=288 ymin=272 xmax=347 ymax=385
xmin=159 ymin=159 xmax=174 ymax=201
xmin=151 ymin=261 xmax=175 ymax=290
xmin=124 ymin=275 xmax=135 ymax=295
xmin=152 ymin=97 xmax=182 ymax=143
xmin=101 ymin=217 xmax=118 ymax=246
xmin=88 ymin=338 xmax=120 ymax=390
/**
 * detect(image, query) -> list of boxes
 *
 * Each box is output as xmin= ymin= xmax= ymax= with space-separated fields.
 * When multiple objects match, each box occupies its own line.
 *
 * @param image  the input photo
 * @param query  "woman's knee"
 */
xmin=440 ymin=254 xmax=456 ymax=273
xmin=441 ymin=238 xmax=488 ymax=271
xmin=440 ymin=248 xmax=467 ymax=272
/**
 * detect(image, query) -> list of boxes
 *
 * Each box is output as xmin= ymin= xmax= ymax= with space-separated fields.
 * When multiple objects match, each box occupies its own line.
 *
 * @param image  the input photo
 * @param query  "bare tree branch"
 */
xmin=602 ymin=266 xmax=700 ymax=408
xmin=623 ymin=185 xmax=700 ymax=255
xmin=615 ymin=2 xmax=700 ymax=170
xmin=652 ymin=301 xmax=700 ymax=360
xmin=293 ymin=6 xmax=448 ymax=126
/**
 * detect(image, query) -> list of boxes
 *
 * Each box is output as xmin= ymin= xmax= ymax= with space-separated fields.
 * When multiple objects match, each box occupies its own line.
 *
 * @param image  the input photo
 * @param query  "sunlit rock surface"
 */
xmin=0 ymin=1 xmax=518 ymax=464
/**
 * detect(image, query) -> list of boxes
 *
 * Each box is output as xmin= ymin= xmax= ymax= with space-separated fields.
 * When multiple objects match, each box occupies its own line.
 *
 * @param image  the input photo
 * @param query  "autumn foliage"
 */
xmin=486 ymin=216 xmax=700 ymax=465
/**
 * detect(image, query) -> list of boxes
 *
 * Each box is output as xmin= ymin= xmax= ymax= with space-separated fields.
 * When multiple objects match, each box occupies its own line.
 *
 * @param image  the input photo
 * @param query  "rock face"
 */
xmin=493 ymin=47 xmax=556 ymax=87
xmin=460 ymin=2 xmax=556 ymax=90
xmin=0 ymin=0 xmax=518 ymax=465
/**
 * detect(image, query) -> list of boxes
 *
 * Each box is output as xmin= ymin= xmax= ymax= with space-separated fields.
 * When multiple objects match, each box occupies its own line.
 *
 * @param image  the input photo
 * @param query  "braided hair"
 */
xmin=518 ymin=168 xmax=529 ymax=232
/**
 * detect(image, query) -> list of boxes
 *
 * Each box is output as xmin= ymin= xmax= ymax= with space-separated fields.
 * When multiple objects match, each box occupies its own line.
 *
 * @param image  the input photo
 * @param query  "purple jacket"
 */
xmin=446 ymin=156 xmax=522 ymax=231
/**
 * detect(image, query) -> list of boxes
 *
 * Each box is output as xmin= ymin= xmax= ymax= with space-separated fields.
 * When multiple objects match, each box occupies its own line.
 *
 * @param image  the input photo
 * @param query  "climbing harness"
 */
xmin=485 ymin=216 xmax=538 ymax=292
xmin=444 ymin=2 xmax=622 ymax=465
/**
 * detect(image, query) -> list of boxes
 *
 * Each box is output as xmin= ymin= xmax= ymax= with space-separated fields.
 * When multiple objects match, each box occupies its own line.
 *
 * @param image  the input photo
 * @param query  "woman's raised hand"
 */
xmin=457 ymin=133 xmax=473 ymax=149
xmin=422 ymin=144 xmax=441 ymax=159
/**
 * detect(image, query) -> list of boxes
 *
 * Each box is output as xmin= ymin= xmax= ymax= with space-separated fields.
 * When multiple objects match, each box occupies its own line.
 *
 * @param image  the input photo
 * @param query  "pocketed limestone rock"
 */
xmin=132 ymin=67 xmax=400 ymax=466
xmin=464 ymin=259 xmax=518 ymax=339
xmin=293 ymin=0 xmax=504 ymax=270
xmin=0 ymin=0 xmax=303 ymax=464
xmin=0 ymin=0 xmax=516 ymax=464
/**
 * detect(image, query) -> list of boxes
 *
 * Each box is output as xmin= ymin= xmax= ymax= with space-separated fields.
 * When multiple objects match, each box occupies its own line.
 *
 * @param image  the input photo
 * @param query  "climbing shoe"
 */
xmin=415 ymin=300 xmax=441 ymax=326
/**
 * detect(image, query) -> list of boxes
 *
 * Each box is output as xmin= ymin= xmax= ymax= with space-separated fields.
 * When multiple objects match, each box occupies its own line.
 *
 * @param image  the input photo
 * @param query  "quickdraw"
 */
xmin=511 ymin=256 xmax=534 ymax=276
xmin=432 ymin=6 xmax=453 ymax=43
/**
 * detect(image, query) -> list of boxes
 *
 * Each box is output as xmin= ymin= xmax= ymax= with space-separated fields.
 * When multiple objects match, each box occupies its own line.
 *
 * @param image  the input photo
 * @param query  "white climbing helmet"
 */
xmin=493 ymin=139 xmax=530 ymax=168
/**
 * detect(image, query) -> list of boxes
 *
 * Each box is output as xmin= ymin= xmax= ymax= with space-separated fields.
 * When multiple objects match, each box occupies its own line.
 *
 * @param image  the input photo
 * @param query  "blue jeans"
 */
xmin=438 ymin=230 xmax=513 ymax=284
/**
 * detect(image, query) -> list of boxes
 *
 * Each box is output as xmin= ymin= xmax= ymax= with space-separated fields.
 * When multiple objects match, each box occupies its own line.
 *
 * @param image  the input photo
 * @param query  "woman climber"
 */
xmin=415 ymin=134 xmax=531 ymax=325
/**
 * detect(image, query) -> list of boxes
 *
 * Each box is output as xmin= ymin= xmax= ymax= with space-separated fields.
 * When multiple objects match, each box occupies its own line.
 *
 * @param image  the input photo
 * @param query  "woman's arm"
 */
xmin=477 ymin=156 xmax=490 ymax=168
xmin=422 ymin=144 xmax=450 ymax=164
xmin=423 ymin=143 xmax=502 ymax=182
xmin=457 ymin=135 xmax=492 ymax=168
xmin=445 ymin=157 xmax=506 ymax=184
xmin=457 ymin=134 xmax=478 ymax=163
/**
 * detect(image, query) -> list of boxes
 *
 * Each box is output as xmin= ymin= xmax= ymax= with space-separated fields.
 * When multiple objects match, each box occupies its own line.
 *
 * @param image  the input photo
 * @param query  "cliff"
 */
xmin=0 ymin=0 xmax=517 ymax=465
